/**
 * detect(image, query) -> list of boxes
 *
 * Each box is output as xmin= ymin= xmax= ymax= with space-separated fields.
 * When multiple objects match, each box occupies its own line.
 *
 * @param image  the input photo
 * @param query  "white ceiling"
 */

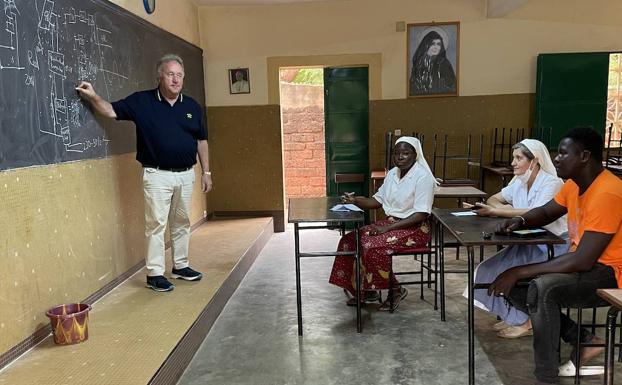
xmin=192 ymin=0 xmax=340 ymax=5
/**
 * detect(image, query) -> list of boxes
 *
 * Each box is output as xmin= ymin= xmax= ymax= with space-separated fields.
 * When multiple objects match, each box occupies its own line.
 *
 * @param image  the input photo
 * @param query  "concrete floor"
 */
xmin=178 ymin=225 xmax=615 ymax=385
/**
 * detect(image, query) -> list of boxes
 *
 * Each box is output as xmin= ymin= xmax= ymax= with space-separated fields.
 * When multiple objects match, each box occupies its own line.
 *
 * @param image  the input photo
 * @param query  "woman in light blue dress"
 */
xmin=463 ymin=139 xmax=570 ymax=338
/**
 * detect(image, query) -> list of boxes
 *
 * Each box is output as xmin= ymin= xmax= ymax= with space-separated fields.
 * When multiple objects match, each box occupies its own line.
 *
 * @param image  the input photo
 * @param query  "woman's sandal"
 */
xmin=497 ymin=324 xmax=533 ymax=339
xmin=345 ymin=290 xmax=381 ymax=306
xmin=378 ymin=287 xmax=408 ymax=311
xmin=492 ymin=320 xmax=510 ymax=332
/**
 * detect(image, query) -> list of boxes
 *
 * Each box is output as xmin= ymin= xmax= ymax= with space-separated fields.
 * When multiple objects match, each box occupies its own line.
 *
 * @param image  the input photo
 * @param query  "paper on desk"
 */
xmin=330 ymin=204 xmax=364 ymax=212
xmin=451 ymin=211 xmax=478 ymax=216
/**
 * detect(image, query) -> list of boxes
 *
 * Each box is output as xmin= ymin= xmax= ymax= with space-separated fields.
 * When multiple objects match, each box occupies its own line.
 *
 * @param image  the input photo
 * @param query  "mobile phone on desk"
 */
xmin=512 ymin=228 xmax=547 ymax=237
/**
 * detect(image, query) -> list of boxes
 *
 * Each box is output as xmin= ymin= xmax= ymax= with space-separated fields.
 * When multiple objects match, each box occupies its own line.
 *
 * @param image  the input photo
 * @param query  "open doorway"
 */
xmin=279 ymin=67 xmax=326 ymax=205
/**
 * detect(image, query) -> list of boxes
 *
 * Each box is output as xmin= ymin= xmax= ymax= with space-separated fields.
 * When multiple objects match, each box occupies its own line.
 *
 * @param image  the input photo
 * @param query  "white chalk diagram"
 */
xmin=0 ymin=0 xmax=131 ymax=154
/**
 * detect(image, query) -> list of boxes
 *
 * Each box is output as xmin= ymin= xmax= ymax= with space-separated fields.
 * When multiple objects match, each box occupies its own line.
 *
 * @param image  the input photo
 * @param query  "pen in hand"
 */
xmin=341 ymin=192 xmax=355 ymax=204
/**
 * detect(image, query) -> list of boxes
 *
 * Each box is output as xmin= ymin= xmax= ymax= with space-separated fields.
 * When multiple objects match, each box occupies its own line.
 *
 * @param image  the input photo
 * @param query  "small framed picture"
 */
xmin=407 ymin=21 xmax=459 ymax=98
xmin=229 ymin=68 xmax=250 ymax=94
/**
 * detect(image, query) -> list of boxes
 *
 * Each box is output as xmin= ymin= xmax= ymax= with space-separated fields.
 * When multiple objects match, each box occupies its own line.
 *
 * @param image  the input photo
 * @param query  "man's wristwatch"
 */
xmin=203 ymin=171 xmax=211 ymax=176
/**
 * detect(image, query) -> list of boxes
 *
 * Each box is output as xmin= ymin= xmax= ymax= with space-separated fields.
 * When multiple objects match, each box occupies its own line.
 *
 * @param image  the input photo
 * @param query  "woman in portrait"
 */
xmin=329 ymin=137 xmax=438 ymax=311
xmin=409 ymin=30 xmax=456 ymax=95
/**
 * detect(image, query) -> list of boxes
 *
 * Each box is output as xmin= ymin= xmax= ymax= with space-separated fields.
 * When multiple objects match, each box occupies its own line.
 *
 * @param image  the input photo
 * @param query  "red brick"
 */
xmin=309 ymin=176 xmax=326 ymax=186
xmin=283 ymin=142 xmax=306 ymax=151
xmin=291 ymin=133 xmax=315 ymax=143
xmin=304 ymin=159 xmax=325 ymax=168
xmin=282 ymin=124 xmax=296 ymax=134
xmin=312 ymin=150 xmax=326 ymax=159
xmin=306 ymin=142 xmax=326 ymax=150
xmin=299 ymin=124 xmax=323 ymax=133
xmin=284 ymin=157 xmax=303 ymax=168
xmin=288 ymin=168 xmax=319 ymax=177
xmin=286 ymin=186 xmax=301 ymax=195
xmin=287 ymin=177 xmax=308 ymax=187
xmin=296 ymin=149 xmax=313 ymax=159
xmin=301 ymin=185 xmax=326 ymax=197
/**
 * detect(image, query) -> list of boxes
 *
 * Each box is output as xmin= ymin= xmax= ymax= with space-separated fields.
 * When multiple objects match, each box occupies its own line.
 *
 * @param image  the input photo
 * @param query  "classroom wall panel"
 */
xmin=369 ymin=93 xmax=534 ymax=192
xmin=368 ymin=93 xmax=534 ymax=170
xmin=206 ymin=105 xmax=285 ymax=228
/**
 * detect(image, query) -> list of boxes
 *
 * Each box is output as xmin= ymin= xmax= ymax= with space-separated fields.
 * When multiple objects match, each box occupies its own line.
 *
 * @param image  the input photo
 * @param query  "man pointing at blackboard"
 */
xmin=76 ymin=54 xmax=212 ymax=292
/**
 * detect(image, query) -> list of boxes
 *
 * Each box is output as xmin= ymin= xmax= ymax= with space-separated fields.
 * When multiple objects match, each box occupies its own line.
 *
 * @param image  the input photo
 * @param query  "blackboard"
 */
xmin=0 ymin=0 xmax=205 ymax=171
xmin=534 ymin=52 xmax=609 ymax=149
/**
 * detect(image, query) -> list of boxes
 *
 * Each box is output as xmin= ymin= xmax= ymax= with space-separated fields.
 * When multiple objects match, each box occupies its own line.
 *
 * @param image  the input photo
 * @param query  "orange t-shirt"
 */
xmin=554 ymin=170 xmax=622 ymax=287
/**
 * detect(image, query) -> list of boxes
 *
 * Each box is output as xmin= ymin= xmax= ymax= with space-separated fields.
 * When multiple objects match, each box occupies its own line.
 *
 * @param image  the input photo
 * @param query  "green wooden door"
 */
xmin=324 ymin=67 xmax=369 ymax=197
xmin=535 ymin=52 xmax=609 ymax=148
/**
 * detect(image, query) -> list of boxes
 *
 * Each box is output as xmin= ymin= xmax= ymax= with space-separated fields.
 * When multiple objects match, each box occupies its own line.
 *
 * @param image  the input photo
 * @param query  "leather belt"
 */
xmin=143 ymin=165 xmax=193 ymax=172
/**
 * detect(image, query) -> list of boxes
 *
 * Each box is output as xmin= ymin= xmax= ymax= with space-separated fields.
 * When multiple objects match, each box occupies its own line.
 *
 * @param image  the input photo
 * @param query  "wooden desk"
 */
xmin=597 ymin=288 xmax=622 ymax=385
xmin=481 ymin=164 xmax=514 ymax=191
xmin=288 ymin=197 xmax=365 ymax=334
xmin=432 ymin=208 xmax=565 ymax=385
xmin=434 ymin=186 xmax=487 ymax=205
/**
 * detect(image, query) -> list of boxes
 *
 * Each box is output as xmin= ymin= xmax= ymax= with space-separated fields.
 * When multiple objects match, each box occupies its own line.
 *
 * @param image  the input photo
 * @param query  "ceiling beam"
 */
xmin=486 ymin=0 xmax=530 ymax=18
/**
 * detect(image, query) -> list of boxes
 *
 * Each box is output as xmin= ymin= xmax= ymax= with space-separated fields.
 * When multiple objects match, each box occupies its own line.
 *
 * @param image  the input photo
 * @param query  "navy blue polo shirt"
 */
xmin=111 ymin=88 xmax=207 ymax=168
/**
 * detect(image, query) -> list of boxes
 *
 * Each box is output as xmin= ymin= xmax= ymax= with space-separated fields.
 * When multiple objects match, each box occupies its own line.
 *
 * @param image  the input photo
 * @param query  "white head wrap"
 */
xmin=508 ymin=138 xmax=560 ymax=185
xmin=395 ymin=136 xmax=440 ymax=186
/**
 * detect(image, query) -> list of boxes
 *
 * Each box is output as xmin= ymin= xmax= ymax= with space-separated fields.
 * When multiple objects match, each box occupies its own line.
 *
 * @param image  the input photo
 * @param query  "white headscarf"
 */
xmin=508 ymin=138 xmax=560 ymax=185
xmin=395 ymin=136 xmax=440 ymax=186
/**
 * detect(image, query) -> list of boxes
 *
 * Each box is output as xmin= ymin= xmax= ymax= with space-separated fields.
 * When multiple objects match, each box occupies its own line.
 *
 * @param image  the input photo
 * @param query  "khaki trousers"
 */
xmin=142 ymin=167 xmax=195 ymax=276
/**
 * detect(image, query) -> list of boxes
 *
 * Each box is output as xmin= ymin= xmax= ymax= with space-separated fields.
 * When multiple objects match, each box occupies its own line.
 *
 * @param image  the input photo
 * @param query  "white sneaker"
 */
xmin=558 ymin=360 xmax=604 ymax=377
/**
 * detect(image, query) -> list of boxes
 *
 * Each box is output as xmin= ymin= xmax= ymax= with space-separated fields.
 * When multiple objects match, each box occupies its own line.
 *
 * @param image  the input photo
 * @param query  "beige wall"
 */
xmin=199 ymin=0 xmax=622 ymax=106
xmin=110 ymin=0 xmax=200 ymax=46
xmin=1 ymin=0 xmax=204 ymax=355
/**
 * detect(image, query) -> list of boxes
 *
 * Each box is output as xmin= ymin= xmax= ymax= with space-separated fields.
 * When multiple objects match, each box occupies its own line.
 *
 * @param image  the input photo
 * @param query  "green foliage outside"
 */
xmin=292 ymin=68 xmax=323 ymax=85
xmin=609 ymin=54 xmax=621 ymax=88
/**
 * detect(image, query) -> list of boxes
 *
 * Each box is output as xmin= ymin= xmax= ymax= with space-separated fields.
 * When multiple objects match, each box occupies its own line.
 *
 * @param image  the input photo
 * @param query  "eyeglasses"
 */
xmin=164 ymin=72 xmax=184 ymax=79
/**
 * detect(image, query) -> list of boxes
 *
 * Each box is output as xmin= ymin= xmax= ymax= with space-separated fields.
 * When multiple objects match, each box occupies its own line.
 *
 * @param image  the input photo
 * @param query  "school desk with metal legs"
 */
xmin=597 ymin=288 xmax=622 ymax=385
xmin=288 ymin=197 xmax=365 ymax=335
xmin=432 ymin=208 xmax=565 ymax=385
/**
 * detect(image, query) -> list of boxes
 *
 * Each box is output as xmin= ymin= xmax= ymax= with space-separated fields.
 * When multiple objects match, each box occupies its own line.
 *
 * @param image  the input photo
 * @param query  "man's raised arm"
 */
xmin=75 ymin=81 xmax=117 ymax=119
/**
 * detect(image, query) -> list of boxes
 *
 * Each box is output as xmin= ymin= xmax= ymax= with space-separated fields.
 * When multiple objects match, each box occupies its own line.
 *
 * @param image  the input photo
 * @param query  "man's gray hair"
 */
xmin=156 ymin=54 xmax=184 ymax=76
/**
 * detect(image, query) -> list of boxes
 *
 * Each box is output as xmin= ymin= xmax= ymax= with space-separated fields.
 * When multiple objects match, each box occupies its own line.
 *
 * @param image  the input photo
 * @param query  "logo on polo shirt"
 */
xmin=186 ymin=113 xmax=192 ymax=119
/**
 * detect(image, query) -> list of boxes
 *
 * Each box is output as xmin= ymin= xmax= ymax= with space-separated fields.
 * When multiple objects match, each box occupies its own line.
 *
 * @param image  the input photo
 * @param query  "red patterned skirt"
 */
xmin=328 ymin=219 xmax=431 ymax=295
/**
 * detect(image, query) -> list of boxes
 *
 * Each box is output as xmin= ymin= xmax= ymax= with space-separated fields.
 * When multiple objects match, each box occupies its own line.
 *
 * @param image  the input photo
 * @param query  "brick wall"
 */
xmin=280 ymin=83 xmax=325 ymax=200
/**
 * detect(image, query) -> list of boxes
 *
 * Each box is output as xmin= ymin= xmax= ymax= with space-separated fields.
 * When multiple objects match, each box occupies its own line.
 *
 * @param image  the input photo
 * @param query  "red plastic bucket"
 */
xmin=45 ymin=303 xmax=92 ymax=345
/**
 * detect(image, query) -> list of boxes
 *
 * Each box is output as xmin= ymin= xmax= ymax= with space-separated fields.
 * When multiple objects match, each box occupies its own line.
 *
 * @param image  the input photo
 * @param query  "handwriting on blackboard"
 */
xmin=0 ymin=0 xmax=203 ymax=171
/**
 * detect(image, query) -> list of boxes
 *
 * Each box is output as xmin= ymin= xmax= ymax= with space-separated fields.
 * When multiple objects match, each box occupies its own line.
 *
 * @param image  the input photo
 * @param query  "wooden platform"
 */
xmin=0 ymin=217 xmax=273 ymax=385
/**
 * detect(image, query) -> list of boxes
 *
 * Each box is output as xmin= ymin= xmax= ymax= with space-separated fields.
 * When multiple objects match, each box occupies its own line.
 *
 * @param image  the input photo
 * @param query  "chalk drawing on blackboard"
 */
xmin=0 ymin=0 xmax=25 ymax=70
xmin=0 ymin=0 xmax=204 ymax=171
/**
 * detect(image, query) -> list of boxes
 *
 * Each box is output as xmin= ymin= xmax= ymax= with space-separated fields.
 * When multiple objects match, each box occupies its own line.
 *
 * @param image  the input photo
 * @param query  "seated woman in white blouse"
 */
xmin=462 ymin=139 xmax=570 ymax=338
xmin=329 ymin=136 xmax=437 ymax=311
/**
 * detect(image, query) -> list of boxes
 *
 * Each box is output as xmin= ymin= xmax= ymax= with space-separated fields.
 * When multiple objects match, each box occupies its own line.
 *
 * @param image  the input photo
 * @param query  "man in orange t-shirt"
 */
xmin=489 ymin=127 xmax=622 ymax=384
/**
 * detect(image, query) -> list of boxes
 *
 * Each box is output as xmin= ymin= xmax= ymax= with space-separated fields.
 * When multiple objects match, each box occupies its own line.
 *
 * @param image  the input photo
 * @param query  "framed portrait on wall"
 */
xmin=407 ymin=21 xmax=459 ymax=98
xmin=229 ymin=68 xmax=250 ymax=94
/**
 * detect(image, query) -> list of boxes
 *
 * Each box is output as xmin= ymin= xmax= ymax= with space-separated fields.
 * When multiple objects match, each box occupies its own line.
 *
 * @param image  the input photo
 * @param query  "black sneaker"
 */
xmin=146 ymin=275 xmax=175 ymax=292
xmin=171 ymin=267 xmax=203 ymax=281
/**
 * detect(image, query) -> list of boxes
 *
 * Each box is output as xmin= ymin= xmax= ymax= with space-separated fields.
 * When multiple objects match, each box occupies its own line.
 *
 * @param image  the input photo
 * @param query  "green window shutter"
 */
xmin=535 ymin=52 xmax=609 ymax=148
